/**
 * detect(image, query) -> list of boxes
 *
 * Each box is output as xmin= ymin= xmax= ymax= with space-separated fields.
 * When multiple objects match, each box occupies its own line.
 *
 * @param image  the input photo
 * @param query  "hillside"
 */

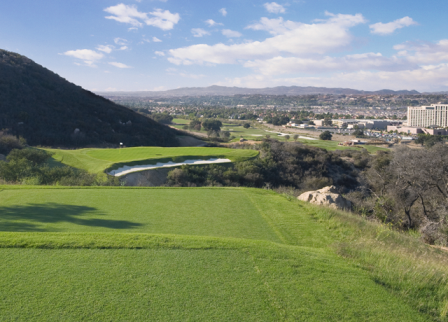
xmin=0 ymin=49 xmax=178 ymax=147
xmin=0 ymin=186 xmax=446 ymax=321
xmin=97 ymin=85 xmax=420 ymax=98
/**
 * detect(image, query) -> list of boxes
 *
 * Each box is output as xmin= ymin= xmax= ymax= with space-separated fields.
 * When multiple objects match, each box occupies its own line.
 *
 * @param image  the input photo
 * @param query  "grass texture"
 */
xmin=0 ymin=186 xmax=442 ymax=321
xmin=44 ymin=146 xmax=259 ymax=173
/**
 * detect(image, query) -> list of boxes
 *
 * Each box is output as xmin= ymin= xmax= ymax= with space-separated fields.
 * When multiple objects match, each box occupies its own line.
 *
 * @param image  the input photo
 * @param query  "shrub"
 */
xmin=319 ymin=131 xmax=332 ymax=140
xmin=0 ymin=134 xmax=25 ymax=155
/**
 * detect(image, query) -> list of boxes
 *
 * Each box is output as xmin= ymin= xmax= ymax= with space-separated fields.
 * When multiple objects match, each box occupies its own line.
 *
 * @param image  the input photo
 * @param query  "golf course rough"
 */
xmin=0 ymin=186 xmax=433 ymax=321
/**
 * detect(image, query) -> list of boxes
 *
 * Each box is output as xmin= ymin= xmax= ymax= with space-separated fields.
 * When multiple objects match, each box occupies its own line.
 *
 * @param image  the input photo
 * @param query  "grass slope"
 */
xmin=45 ymin=147 xmax=259 ymax=173
xmin=0 ymin=186 xmax=441 ymax=321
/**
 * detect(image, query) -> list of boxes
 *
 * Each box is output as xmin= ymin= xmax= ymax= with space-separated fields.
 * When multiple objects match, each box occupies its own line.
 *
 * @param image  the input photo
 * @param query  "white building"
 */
xmin=408 ymin=104 xmax=448 ymax=127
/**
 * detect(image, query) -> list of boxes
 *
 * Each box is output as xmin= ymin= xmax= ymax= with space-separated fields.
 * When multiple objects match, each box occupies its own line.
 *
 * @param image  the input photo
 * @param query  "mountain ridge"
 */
xmin=97 ymin=85 xmax=420 ymax=98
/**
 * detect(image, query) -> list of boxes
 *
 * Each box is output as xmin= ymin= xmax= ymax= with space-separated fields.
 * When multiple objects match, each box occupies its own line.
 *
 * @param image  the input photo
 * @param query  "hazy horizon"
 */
xmin=2 ymin=0 xmax=447 ymax=93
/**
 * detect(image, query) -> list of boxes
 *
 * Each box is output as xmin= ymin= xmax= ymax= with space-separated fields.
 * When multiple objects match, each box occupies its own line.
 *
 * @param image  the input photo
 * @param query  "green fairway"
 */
xmin=45 ymin=147 xmax=259 ymax=173
xmin=295 ymin=138 xmax=387 ymax=153
xmin=172 ymin=119 xmax=387 ymax=153
xmin=0 ymin=186 xmax=440 ymax=321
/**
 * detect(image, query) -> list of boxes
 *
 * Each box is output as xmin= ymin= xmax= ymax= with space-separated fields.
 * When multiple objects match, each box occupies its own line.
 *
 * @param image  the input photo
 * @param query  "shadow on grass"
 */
xmin=0 ymin=203 xmax=143 ymax=232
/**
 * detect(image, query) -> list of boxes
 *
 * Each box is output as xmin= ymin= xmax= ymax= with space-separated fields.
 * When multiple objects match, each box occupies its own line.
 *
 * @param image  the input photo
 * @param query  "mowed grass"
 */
xmin=0 ymin=246 xmax=428 ymax=322
xmin=0 ymin=186 xmax=439 ymax=321
xmin=45 ymin=146 xmax=259 ymax=173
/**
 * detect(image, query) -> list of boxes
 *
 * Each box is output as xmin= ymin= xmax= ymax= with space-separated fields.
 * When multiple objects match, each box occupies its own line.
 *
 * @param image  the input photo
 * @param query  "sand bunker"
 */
xmin=109 ymin=158 xmax=232 ymax=177
xmin=265 ymin=130 xmax=318 ymax=140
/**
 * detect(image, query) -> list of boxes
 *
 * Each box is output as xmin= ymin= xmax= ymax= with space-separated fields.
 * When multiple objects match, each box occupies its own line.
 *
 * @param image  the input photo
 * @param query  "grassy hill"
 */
xmin=1 ymin=186 xmax=447 ymax=321
xmin=0 ymin=49 xmax=178 ymax=147
xmin=45 ymin=146 xmax=259 ymax=173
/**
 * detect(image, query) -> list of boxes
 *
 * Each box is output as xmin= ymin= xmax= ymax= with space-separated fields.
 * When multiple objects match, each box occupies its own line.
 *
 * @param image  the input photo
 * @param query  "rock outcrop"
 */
xmin=298 ymin=186 xmax=351 ymax=211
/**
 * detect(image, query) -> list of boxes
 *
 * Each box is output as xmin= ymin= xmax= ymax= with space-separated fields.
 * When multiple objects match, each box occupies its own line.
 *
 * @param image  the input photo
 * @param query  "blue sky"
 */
xmin=1 ymin=0 xmax=447 ymax=92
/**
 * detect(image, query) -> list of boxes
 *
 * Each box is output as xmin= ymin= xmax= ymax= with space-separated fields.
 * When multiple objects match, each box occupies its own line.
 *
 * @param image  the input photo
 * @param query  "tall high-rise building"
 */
xmin=408 ymin=104 xmax=448 ymax=127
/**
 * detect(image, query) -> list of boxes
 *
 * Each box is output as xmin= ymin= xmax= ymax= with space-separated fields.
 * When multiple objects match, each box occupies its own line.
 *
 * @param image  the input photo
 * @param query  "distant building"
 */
xmin=387 ymin=125 xmax=448 ymax=135
xmin=332 ymin=119 xmax=391 ymax=130
xmin=408 ymin=104 xmax=448 ymax=127
xmin=358 ymin=120 xmax=391 ymax=130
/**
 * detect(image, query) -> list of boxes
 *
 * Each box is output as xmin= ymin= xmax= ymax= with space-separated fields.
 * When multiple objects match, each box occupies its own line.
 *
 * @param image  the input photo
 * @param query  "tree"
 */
xmin=151 ymin=113 xmax=173 ymax=124
xmin=189 ymin=119 xmax=202 ymax=131
xmin=221 ymin=131 xmax=231 ymax=140
xmin=243 ymin=123 xmax=250 ymax=129
xmin=284 ymin=135 xmax=290 ymax=141
xmin=353 ymin=129 xmax=364 ymax=138
xmin=272 ymin=117 xmax=280 ymax=126
xmin=308 ymin=120 xmax=315 ymax=125
xmin=319 ymin=131 xmax=332 ymax=140
xmin=293 ymin=134 xmax=299 ymax=142
xmin=202 ymin=119 xmax=222 ymax=132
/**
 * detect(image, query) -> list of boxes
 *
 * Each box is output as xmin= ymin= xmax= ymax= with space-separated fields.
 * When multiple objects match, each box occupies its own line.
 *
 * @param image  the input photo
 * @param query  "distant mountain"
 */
xmin=97 ymin=85 xmax=420 ymax=98
xmin=0 ymin=49 xmax=178 ymax=147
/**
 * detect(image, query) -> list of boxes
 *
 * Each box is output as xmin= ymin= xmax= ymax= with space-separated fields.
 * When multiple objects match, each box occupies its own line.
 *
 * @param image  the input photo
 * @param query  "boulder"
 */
xmin=298 ymin=185 xmax=351 ymax=211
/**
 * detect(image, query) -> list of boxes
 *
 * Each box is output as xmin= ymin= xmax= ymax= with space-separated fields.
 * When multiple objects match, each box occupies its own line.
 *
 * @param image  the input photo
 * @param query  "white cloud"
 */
xmin=105 ymin=4 xmax=147 ymax=27
xmin=205 ymin=19 xmax=223 ymax=27
xmin=63 ymin=49 xmax=104 ymax=66
xmin=168 ymin=12 xmax=366 ymax=65
xmin=246 ymin=17 xmax=300 ymax=35
xmin=96 ymin=45 xmax=114 ymax=53
xmin=119 ymin=46 xmax=128 ymax=50
xmin=394 ymin=39 xmax=448 ymax=64
xmin=244 ymin=53 xmax=416 ymax=75
xmin=146 ymin=9 xmax=180 ymax=30
xmin=263 ymin=2 xmax=285 ymax=14
xmin=109 ymin=62 xmax=132 ymax=68
xmin=192 ymin=28 xmax=210 ymax=37
xmin=370 ymin=16 xmax=417 ymax=35
xmin=155 ymin=51 xmax=165 ymax=56
xmin=222 ymin=29 xmax=242 ymax=38
xmin=219 ymin=8 xmax=227 ymax=17
xmin=104 ymin=4 xmax=180 ymax=30
xmin=152 ymin=36 xmax=162 ymax=42
xmin=114 ymin=37 xmax=128 ymax=45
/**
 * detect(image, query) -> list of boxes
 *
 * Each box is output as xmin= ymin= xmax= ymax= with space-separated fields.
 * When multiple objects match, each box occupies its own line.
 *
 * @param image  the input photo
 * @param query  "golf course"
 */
xmin=45 ymin=147 xmax=259 ymax=174
xmin=1 ymin=186 xmax=446 ymax=321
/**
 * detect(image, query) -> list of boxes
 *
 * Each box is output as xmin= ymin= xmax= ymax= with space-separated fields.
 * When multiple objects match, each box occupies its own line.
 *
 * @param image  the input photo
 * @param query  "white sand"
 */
xmin=109 ymin=158 xmax=232 ymax=177
xmin=265 ymin=130 xmax=318 ymax=140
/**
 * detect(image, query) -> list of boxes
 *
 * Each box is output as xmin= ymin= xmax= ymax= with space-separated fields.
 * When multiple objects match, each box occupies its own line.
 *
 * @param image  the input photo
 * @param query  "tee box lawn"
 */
xmin=0 ymin=186 xmax=437 ymax=321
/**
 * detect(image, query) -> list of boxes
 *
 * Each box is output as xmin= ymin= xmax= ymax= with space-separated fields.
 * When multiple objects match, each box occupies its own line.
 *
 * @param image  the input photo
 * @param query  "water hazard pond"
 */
xmin=109 ymin=158 xmax=232 ymax=176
